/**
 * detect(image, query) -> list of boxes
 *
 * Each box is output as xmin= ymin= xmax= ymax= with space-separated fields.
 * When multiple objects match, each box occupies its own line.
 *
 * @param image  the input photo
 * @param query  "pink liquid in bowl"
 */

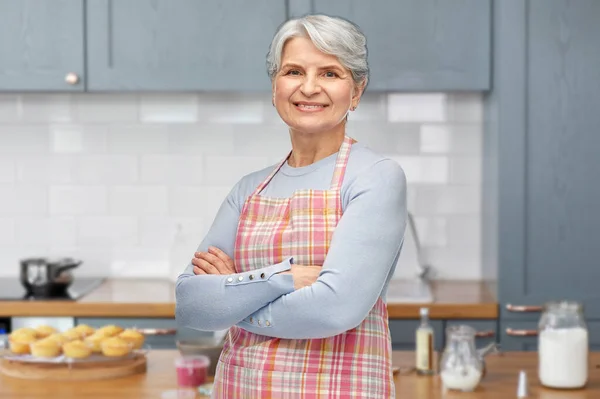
xmin=175 ymin=355 xmax=210 ymax=387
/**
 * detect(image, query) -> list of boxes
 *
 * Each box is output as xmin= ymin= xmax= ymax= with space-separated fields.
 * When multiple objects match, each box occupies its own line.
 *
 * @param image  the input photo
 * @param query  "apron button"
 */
xmin=249 ymin=317 xmax=253 ymax=323
xmin=226 ymin=277 xmax=233 ymax=283
xmin=238 ymin=276 xmax=244 ymax=282
xmin=249 ymin=274 xmax=255 ymax=280
xmin=265 ymin=321 xmax=271 ymax=327
xmin=260 ymin=273 xmax=266 ymax=279
xmin=257 ymin=320 xmax=262 ymax=326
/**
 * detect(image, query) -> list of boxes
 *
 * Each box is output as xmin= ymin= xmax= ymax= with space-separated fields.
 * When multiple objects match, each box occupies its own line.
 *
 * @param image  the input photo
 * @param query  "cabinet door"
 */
xmin=312 ymin=0 xmax=491 ymax=91
xmin=488 ymin=0 xmax=600 ymax=321
xmin=388 ymin=320 xmax=443 ymax=351
xmin=86 ymin=0 xmax=286 ymax=91
xmin=0 ymin=0 xmax=84 ymax=91
xmin=501 ymin=320 xmax=600 ymax=352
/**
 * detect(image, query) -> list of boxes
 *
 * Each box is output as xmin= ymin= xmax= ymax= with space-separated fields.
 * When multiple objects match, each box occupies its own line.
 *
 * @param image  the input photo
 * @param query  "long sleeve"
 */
xmin=175 ymin=180 xmax=295 ymax=332
xmin=237 ymin=160 xmax=407 ymax=339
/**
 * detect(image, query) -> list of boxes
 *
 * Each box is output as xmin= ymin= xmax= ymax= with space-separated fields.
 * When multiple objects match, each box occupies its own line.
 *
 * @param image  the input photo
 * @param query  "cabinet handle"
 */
xmin=505 ymin=328 xmax=538 ymax=337
xmin=474 ymin=330 xmax=495 ymax=338
xmin=65 ymin=72 xmax=80 ymax=85
xmin=506 ymin=304 xmax=543 ymax=313
xmin=134 ymin=328 xmax=177 ymax=336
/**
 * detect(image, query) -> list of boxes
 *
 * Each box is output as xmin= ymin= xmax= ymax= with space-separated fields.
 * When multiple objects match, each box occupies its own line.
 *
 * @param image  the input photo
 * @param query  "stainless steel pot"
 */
xmin=20 ymin=257 xmax=82 ymax=297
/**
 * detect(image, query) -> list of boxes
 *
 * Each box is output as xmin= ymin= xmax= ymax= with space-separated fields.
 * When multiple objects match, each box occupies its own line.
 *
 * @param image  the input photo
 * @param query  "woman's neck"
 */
xmin=287 ymin=129 xmax=345 ymax=168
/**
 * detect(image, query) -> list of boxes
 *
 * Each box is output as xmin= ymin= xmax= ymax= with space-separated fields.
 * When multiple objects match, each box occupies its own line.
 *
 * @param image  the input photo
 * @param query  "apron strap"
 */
xmin=329 ymin=136 xmax=355 ymax=191
xmin=251 ymin=135 xmax=356 ymax=197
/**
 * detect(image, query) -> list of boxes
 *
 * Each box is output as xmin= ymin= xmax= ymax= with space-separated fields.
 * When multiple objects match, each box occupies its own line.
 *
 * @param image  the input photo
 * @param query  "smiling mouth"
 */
xmin=294 ymin=103 xmax=328 ymax=111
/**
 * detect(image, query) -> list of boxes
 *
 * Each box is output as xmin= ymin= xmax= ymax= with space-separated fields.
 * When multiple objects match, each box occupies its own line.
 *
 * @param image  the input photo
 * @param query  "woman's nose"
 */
xmin=300 ymin=75 xmax=321 ymax=96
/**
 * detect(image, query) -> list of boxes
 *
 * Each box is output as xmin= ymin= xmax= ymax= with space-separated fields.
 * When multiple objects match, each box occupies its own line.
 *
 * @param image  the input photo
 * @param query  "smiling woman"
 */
xmin=175 ymin=14 xmax=407 ymax=399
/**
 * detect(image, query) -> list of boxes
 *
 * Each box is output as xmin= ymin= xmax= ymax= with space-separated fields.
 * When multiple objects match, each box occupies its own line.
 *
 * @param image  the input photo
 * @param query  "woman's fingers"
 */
xmin=192 ymin=255 xmax=220 ymax=275
xmin=208 ymin=246 xmax=236 ymax=273
xmin=193 ymin=265 xmax=206 ymax=275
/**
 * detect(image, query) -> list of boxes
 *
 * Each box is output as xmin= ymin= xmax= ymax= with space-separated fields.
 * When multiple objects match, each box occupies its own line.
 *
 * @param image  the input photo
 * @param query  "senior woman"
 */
xmin=176 ymin=14 xmax=407 ymax=398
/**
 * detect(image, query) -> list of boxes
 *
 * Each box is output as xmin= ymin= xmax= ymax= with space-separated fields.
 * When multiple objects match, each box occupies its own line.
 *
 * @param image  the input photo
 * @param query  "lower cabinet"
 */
xmin=75 ymin=317 xmax=210 ymax=350
xmin=388 ymin=320 xmax=444 ymax=351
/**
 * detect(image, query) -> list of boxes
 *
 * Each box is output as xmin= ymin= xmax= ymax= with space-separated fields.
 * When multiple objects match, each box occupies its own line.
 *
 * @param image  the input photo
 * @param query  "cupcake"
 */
xmin=9 ymin=333 xmax=37 ymax=355
xmin=31 ymin=338 xmax=61 ymax=358
xmin=10 ymin=327 xmax=37 ymax=340
xmin=63 ymin=340 xmax=92 ymax=359
xmin=74 ymin=324 xmax=95 ymax=337
xmin=118 ymin=329 xmax=145 ymax=350
xmin=96 ymin=324 xmax=124 ymax=337
xmin=45 ymin=333 xmax=70 ymax=345
xmin=101 ymin=336 xmax=132 ymax=357
xmin=62 ymin=328 xmax=83 ymax=342
xmin=34 ymin=325 xmax=58 ymax=339
xmin=84 ymin=333 xmax=106 ymax=353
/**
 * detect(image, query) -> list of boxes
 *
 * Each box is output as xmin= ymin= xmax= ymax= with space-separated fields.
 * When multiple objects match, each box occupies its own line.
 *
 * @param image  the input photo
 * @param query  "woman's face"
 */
xmin=273 ymin=36 xmax=363 ymax=136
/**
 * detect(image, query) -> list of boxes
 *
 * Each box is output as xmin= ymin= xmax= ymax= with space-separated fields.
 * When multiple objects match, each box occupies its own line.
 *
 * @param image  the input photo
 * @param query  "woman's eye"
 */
xmin=325 ymin=71 xmax=338 ymax=78
xmin=286 ymin=70 xmax=301 ymax=76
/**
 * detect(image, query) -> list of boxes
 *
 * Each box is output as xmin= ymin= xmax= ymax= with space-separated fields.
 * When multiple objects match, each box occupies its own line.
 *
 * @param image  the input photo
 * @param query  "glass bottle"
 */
xmin=415 ymin=307 xmax=435 ymax=375
xmin=538 ymin=300 xmax=589 ymax=389
xmin=439 ymin=325 xmax=483 ymax=392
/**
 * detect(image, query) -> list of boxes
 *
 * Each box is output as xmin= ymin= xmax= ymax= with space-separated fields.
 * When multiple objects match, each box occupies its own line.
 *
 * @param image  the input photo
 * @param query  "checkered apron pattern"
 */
xmin=212 ymin=136 xmax=394 ymax=398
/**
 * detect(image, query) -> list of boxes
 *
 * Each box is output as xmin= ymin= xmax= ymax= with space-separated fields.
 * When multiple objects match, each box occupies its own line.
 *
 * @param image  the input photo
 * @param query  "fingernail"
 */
xmin=208 ymin=247 xmax=215 ymax=252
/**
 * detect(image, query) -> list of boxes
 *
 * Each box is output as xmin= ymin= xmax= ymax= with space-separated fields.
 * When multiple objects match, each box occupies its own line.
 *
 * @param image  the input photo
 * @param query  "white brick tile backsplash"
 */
xmin=414 ymin=185 xmax=481 ymax=215
xmin=140 ymin=94 xmax=199 ymax=123
xmin=168 ymin=125 xmax=235 ymax=156
xmin=140 ymin=155 xmax=204 ymax=185
xmin=198 ymin=93 xmax=266 ymax=124
xmin=49 ymin=186 xmax=107 ymax=215
xmin=15 ymin=217 xmax=77 ymax=247
xmin=0 ymin=185 xmax=47 ymax=215
xmin=72 ymin=94 xmax=139 ymax=123
xmin=72 ymin=155 xmax=138 ymax=184
xmin=0 ymin=95 xmax=21 ymax=123
xmin=50 ymin=125 xmax=108 ymax=154
xmin=109 ymin=186 xmax=169 ymax=215
xmin=387 ymin=93 xmax=447 ymax=122
xmin=107 ymin=124 xmax=169 ymax=153
xmin=0 ymin=92 xmax=484 ymax=279
xmin=0 ymin=126 xmax=49 ymax=153
xmin=0 ymin=156 xmax=15 ymax=182
xmin=390 ymin=156 xmax=449 ymax=184
xmin=203 ymin=156 xmax=271 ymax=186
xmin=77 ymin=217 xmax=138 ymax=246
xmin=21 ymin=94 xmax=72 ymax=123
xmin=0 ymin=218 xmax=15 ymax=246
xmin=17 ymin=155 xmax=74 ymax=184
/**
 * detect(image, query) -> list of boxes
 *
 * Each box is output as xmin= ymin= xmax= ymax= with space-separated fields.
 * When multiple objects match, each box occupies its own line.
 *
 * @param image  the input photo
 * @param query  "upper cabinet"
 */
xmin=312 ymin=0 xmax=491 ymax=91
xmin=85 ymin=0 xmax=286 ymax=91
xmin=0 ymin=0 xmax=84 ymax=92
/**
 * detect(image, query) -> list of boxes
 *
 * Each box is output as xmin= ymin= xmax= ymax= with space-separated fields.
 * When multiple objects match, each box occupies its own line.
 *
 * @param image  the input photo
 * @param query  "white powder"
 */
xmin=539 ymin=327 xmax=588 ymax=388
xmin=441 ymin=365 xmax=482 ymax=391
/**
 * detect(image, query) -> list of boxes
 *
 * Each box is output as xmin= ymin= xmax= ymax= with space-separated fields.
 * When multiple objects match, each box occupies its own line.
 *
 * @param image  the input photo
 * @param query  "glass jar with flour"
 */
xmin=538 ymin=300 xmax=589 ymax=389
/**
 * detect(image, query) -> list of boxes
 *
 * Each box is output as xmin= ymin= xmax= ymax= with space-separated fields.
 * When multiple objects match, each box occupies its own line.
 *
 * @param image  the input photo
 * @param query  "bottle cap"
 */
xmin=517 ymin=370 xmax=528 ymax=398
xmin=420 ymin=307 xmax=429 ymax=317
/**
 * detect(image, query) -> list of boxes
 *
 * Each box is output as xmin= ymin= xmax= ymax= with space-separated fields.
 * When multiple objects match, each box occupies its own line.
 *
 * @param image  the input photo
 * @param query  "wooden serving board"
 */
xmin=0 ymin=352 xmax=147 ymax=381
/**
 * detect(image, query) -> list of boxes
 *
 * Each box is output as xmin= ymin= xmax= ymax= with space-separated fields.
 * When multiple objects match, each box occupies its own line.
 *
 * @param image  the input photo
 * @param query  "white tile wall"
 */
xmin=0 ymin=93 xmax=483 ymax=279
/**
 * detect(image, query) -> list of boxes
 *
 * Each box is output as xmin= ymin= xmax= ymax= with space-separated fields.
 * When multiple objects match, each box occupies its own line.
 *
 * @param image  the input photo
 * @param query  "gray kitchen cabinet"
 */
xmin=444 ymin=320 xmax=498 ymax=349
xmin=75 ymin=317 xmax=211 ymax=349
xmin=311 ymin=0 xmax=491 ymax=91
xmin=484 ymin=0 xmax=600 ymax=326
xmin=0 ymin=0 xmax=84 ymax=91
xmin=388 ymin=320 xmax=444 ymax=351
xmin=500 ymin=320 xmax=600 ymax=352
xmin=85 ymin=0 xmax=286 ymax=91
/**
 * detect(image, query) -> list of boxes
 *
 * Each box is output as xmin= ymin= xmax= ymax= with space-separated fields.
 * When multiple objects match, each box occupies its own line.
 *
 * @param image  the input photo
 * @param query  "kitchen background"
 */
xmin=0 ymin=91 xmax=483 ymax=280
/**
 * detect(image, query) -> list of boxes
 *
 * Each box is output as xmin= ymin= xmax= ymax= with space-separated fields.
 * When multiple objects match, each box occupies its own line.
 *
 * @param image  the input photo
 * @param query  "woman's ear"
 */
xmin=351 ymin=80 xmax=366 ymax=110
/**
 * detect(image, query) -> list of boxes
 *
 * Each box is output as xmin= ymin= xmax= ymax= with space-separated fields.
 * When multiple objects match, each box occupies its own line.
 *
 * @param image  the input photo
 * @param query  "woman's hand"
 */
xmin=281 ymin=265 xmax=322 ymax=290
xmin=192 ymin=247 xmax=236 ymax=275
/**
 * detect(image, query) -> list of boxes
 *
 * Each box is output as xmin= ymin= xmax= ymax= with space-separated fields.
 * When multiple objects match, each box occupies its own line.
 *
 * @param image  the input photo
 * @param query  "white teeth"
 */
xmin=297 ymin=104 xmax=323 ymax=109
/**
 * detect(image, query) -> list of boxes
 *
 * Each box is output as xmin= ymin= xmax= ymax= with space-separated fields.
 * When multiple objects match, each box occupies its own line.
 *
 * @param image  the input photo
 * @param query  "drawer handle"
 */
xmin=474 ymin=330 xmax=495 ymax=338
xmin=505 ymin=328 xmax=538 ymax=337
xmin=134 ymin=328 xmax=177 ymax=336
xmin=506 ymin=304 xmax=543 ymax=313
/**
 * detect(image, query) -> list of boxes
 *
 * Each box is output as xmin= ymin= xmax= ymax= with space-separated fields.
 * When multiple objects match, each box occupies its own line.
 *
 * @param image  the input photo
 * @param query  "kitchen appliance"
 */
xmin=0 ymin=276 xmax=104 ymax=301
xmin=19 ymin=257 xmax=82 ymax=298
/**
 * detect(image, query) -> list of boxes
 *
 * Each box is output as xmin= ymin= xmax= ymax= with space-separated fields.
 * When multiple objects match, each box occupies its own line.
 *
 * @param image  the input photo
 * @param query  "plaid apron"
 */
xmin=212 ymin=136 xmax=394 ymax=398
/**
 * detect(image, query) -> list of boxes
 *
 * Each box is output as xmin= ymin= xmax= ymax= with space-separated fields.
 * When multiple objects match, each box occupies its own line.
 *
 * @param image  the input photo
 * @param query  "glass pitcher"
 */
xmin=439 ymin=325 xmax=484 ymax=392
xmin=538 ymin=300 xmax=589 ymax=389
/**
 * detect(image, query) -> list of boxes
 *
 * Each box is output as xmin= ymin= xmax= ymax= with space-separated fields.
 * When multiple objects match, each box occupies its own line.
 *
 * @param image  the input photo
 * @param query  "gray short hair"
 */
xmin=266 ymin=14 xmax=369 ymax=87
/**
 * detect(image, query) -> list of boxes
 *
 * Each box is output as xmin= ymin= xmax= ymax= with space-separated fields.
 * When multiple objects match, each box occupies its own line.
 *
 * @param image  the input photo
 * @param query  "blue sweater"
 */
xmin=175 ymin=143 xmax=407 ymax=339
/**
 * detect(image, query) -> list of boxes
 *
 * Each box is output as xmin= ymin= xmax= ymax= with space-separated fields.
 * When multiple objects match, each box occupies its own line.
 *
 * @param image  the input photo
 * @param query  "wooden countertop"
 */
xmin=0 ymin=279 xmax=497 ymax=319
xmin=1 ymin=350 xmax=598 ymax=398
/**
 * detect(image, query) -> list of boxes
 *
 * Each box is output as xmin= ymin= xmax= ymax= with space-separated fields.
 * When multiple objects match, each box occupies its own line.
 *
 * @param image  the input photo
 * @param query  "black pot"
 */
xmin=20 ymin=258 xmax=82 ymax=297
